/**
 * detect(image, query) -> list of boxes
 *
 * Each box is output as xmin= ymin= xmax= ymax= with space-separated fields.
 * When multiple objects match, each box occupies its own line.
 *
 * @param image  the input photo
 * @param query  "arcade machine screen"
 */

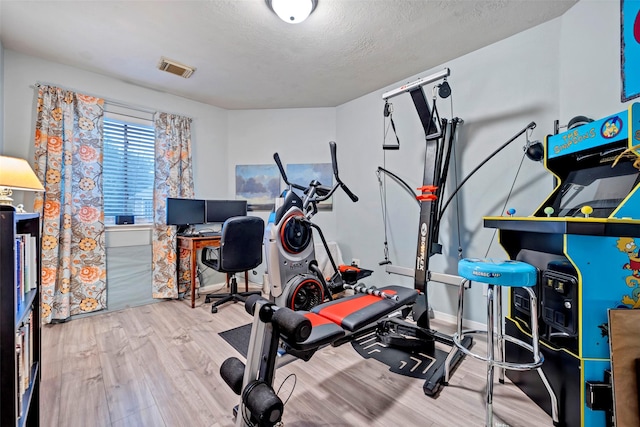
xmin=553 ymin=161 xmax=640 ymax=218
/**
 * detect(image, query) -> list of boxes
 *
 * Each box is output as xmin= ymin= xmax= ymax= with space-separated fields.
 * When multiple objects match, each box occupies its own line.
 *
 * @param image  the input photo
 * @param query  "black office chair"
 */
xmin=201 ymin=216 xmax=264 ymax=313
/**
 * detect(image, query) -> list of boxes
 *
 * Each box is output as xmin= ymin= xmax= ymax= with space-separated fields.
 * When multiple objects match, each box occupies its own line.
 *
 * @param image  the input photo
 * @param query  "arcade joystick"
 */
xmin=581 ymin=205 xmax=593 ymax=218
xmin=506 ymin=208 xmax=516 ymax=217
xmin=543 ymin=207 xmax=554 ymax=217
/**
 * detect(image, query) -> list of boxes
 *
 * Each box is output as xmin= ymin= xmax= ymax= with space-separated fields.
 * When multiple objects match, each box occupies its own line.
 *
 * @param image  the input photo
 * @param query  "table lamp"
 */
xmin=0 ymin=155 xmax=45 ymax=209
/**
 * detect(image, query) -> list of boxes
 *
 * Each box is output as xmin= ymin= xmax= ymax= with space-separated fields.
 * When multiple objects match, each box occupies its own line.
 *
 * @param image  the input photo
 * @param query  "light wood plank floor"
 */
xmin=40 ymin=291 xmax=553 ymax=427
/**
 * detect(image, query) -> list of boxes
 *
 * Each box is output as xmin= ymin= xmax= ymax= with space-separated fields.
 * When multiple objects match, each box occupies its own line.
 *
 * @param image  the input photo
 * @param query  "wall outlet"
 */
xmin=352 ymin=258 xmax=360 ymax=266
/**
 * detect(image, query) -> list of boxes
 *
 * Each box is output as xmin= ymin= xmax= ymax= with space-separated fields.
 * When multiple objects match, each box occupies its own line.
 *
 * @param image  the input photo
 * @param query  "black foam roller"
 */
xmin=244 ymin=381 xmax=284 ymax=427
xmin=245 ymin=294 xmax=264 ymax=315
xmin=220 ymin=357 xmax=245 ymax=395
xmin=272 ymin=307 xmax=312 ymax=343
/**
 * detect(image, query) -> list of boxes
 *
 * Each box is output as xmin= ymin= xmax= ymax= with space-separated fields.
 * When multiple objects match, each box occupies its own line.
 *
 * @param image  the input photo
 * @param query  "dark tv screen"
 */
xmin=553 ymin=161 xmax=640 ymax=218
xmin=206 ymin=200 xmax=247 ymax=223
xmin=166 ymin=198 xmax=206 ymax=225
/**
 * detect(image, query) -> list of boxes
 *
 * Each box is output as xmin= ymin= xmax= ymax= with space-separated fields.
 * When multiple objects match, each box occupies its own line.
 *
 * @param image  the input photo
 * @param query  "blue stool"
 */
xmin=445 ymin=258 xmax=559 ymax=426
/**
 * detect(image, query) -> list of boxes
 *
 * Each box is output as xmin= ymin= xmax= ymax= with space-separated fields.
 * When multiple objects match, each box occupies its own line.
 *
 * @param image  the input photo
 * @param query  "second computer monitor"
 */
xmin=206 ymin=199 xmax=247 ymax=224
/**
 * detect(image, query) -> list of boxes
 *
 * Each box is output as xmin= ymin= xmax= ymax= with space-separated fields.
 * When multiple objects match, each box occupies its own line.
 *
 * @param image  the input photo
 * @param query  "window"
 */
xmin=102 ymin=106 xmax=155 ymax=224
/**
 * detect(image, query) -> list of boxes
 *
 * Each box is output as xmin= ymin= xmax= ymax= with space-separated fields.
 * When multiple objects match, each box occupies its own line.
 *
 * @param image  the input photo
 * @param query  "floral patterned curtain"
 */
xmin=33 ymin=86 xmax=106 ymax=323
xmin=152 ymin=113 xmax=194 ymax=298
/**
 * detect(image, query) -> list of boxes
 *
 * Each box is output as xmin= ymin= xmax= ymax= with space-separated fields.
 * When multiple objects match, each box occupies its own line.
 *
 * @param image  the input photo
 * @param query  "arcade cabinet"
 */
xmin=484 ymin=103 xmax=640 ymax=426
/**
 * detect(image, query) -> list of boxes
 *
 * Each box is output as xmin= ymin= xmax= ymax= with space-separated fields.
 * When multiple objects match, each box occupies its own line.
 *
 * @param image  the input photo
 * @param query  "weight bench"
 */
xmin=219 ymin=285 xmax=421 ymax=427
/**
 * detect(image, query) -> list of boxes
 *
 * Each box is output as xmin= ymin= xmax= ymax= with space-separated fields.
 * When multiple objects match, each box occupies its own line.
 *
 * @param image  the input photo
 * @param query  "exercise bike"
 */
xmin=264 ymin=141 xmax=373 ymax=311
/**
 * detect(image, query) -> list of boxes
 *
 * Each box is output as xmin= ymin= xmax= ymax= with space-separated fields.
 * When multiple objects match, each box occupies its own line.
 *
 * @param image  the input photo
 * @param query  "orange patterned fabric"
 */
xmin=151 ymin=113 xmax=194 ymax=298
xmin=33 ymin=86 xmax=106 ymax=323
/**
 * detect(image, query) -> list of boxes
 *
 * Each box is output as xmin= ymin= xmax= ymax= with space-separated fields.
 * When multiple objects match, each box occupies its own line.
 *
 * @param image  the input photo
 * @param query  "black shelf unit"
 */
xmin=0 ymin=207 xmax=41 ymax=427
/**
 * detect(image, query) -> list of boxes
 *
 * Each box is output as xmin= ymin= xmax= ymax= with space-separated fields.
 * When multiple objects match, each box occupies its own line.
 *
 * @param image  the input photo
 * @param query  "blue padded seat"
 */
xmin=458 ymin=258 xmax=537 ymax=287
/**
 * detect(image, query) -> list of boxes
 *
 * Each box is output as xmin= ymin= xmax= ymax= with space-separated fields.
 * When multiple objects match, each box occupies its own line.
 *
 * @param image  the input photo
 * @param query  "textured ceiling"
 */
xmin=0 ymin=0 xmax=578 ymax=110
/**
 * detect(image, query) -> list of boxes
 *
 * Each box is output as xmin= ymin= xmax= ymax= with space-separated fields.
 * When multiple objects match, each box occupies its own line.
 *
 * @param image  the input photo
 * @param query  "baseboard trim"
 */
xmin=433 ymin=309 xmax=486 ymax=330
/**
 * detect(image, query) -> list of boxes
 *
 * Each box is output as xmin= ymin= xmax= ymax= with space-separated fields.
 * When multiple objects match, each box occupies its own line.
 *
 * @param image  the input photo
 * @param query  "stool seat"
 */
xmin=458 ymin=258 xmax=537 ymax=287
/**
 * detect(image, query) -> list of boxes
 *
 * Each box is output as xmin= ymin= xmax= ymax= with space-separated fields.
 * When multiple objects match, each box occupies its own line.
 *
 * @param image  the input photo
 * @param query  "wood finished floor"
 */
xmin=40 ymin=289 xmax=553 ymax=427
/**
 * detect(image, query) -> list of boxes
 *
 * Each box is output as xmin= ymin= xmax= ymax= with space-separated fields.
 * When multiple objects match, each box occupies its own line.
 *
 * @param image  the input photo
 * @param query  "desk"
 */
xmin=177 ymin=235 xmax=249 ymax=309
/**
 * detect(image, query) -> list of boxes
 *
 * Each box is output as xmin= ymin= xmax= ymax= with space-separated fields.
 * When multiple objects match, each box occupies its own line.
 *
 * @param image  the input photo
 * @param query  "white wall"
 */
xmin=335 ymin=19 xmax=560 ymax=323
xmin=223 ymin=18 xmax=561 ymax=324
xmin=227 ymin=108 xmax=337 ymax=224
xmin=226 ymin=108 xmax=337 ymax=280
xmin=2 ymin=50 xmax=229 ymax=202
xmin=223 ymin=1 xmax=633 ymax=323
xmin=2 ymin=50 xmax=231 ymax=308
xmin=2 ymin=0 xmax=631 ymax=323
xmin=559 ymin=0 xmax=633 ymax=119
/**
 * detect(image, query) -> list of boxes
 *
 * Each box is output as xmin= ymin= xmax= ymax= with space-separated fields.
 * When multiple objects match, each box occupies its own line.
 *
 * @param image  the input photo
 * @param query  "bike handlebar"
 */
xmin=341 ymin=183 xmax=359 ymax=202
xmin=329 ymin=141 xmax=359 ymax=202
xmin=273 ymin=141 xmax=359 ymax=208
xmin=273 ymin=152 xmax=306 ymax=192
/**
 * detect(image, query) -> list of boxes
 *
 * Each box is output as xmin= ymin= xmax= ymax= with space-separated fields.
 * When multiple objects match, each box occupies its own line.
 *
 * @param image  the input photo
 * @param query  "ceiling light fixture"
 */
xmin=266 ymin=0 xmax=318 ymax=24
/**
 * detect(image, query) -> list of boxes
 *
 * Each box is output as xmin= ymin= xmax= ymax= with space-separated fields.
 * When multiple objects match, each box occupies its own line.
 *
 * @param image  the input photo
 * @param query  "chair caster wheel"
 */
xmin=212 ymin=306 xmax=218 ymax=313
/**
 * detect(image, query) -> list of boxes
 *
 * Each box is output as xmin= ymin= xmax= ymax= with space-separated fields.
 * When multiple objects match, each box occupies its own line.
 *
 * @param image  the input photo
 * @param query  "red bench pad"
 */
xmin=311 ymin=285 xmax=417 ymax=332
xmin=288 ymin=312 xmax=345 ymax=351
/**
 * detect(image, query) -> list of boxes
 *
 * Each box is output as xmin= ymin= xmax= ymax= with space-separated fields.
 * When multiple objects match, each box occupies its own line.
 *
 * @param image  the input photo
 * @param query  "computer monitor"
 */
xmin=206 ymin=199 xmax=247 ymax=224
xmin=166 ymin=198 xmax=206 ymax=227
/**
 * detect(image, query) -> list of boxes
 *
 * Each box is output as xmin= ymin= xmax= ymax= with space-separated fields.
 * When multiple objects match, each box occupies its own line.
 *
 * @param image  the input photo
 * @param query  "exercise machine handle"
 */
xmin=329 ymin=141 xmax=359 ymax=202
xmin=341 ymin=183 xmax=359 ymax=203
xmin=273 ymin=152 xmax=306 ymax=192
xmin=330 ymin=140 xmax=339 ymax=177
xmin=343 ymin=283 xmax=400 ymax=302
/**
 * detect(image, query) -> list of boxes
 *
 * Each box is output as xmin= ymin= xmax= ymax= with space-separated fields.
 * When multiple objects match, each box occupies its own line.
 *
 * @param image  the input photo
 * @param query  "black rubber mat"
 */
xmin=219 ymin=323 xmax=252 ymax=358
xmin=350 ymin=329 xmax=449 ymax=380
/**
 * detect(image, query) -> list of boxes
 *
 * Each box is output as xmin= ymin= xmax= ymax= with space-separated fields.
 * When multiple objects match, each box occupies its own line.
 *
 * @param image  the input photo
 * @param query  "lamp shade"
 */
xmin=0 ymin=156 xmax=44 ymax=191
xmin=267 ymin=0 xmax=317 ymax=24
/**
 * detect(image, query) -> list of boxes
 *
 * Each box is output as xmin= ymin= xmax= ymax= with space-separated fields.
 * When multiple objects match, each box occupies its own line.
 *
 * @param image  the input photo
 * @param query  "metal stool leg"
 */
xmin=496 ymin=285 xmax=505 ymax=384
xmin=486 ymin=284 xmax=495 ymax=427
xmin=445 ymin=279 xmax=467 ymax=383
xmin=525 ymin=287 xmax=560 ymax=425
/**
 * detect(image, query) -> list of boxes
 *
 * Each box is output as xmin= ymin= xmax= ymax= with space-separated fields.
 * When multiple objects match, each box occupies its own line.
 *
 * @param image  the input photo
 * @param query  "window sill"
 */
xmin=105 ymin=223 xmax=154 ymax=232
xmin=105 ymin=224 xmax=153 ymax=247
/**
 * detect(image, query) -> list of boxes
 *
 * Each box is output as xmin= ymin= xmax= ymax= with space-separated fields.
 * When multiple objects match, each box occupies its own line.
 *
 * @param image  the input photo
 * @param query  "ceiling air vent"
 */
xmin=157 ymin=57 xmax=196 ymax=78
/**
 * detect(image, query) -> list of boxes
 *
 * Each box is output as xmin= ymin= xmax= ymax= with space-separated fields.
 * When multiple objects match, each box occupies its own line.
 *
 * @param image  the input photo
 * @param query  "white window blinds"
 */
xmin=103 ymin=106 xmax=155 ymax=224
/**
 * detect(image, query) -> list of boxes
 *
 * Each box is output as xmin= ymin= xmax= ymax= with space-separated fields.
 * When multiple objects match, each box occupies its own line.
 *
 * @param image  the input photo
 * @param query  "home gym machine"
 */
xmin=220 ymin=287 xmax=420 ymax=427
xmin=217 ymin=69 xmax=479 ymax=426
xmin=484 ymin=102 xmax=640 ymax=427
xmin=264 ymin=141 xmax=372 ymax=311
xmin=375 ymin=67 xmax=472 ymax=397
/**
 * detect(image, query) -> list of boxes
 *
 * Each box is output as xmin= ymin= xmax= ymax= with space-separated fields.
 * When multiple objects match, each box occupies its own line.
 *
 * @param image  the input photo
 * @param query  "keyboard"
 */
xmin=196 ymin=231 xmax=221 ymax=237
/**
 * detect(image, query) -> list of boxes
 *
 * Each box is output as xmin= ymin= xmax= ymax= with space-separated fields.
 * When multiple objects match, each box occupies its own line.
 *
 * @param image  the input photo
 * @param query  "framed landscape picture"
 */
xmin=235 ymin=164 xmax=281 ymax=211
xmin=286 ymin=163 xmax=333 ymax=210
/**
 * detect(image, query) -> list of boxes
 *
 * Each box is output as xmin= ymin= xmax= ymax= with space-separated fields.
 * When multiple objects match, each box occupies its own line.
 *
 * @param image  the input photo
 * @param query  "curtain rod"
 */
xmin=33 ymin=81 xmax=196 ymax=121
